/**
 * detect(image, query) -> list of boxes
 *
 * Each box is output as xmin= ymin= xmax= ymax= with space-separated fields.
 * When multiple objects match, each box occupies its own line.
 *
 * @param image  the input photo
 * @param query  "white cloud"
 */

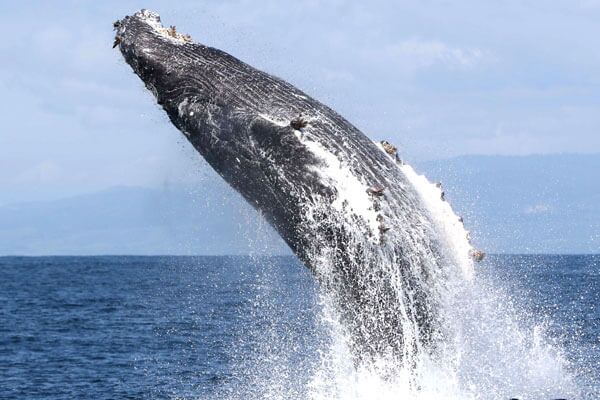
xmin=364 ymin=38 xmax=490 ymax=74
xmin=524 ymin=204 xmax=552 ymax=214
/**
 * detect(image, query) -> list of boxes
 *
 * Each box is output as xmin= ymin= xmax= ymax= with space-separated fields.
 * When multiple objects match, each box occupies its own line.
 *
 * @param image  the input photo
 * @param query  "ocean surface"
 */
xmin=0 ymin=255 xmax=598 ymax=399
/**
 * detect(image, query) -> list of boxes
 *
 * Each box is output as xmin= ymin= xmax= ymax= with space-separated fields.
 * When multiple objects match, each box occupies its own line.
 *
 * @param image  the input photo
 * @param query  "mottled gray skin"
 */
xmin=115 ymin=10 xmax=446 ymax=365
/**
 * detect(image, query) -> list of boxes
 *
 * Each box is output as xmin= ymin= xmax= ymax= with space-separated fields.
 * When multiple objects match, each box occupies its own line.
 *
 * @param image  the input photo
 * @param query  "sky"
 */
xmin=1 ymin=0 xmax=600 ymax=205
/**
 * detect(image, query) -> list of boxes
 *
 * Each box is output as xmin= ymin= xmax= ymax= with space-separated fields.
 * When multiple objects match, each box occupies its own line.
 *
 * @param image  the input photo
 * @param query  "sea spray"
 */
xmin=211 ymin=152 xmax=580 ymax=400
xmin=113 ymin=12 xmax=581 ymax=397
xmin=303 ymin=149 xmax=580 ymax=400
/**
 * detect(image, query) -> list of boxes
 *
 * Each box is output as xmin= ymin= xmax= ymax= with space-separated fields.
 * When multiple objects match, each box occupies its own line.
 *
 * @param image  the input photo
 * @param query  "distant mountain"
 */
xmin=0 ymin=183 xmax=288 ymax=256
xmin=1 ymin=154 xmax=598 ymax=255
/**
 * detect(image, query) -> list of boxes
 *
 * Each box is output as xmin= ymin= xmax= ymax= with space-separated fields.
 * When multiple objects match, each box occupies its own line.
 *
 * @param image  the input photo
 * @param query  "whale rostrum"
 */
xmin=115 ymin=9 xmax=476 ymax=368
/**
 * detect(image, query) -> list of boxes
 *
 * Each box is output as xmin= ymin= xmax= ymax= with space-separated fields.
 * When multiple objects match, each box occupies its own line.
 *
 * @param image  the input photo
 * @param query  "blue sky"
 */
xmin=1 ymin=0 xmax=599 ymax=205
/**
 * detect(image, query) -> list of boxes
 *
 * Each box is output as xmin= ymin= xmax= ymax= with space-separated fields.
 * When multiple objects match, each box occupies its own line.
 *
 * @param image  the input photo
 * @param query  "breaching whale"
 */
xmin=114 ymin=10 xmax=475 ymax=367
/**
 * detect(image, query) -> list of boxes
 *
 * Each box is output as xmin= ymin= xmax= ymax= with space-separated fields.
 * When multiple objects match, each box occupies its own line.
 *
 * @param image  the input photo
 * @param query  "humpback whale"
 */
xmin=114 ymin=10 xmax=474 ymax=368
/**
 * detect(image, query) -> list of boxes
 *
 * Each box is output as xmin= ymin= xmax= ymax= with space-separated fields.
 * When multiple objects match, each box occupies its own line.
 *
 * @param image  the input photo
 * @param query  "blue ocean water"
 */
xmin=0 ymin=255 xmax=598 ymax=399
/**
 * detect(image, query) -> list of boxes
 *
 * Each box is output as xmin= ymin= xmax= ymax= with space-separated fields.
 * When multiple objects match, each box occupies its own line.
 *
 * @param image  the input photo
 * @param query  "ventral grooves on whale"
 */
xmin=114 ymin=9 xmax=477 ymax=368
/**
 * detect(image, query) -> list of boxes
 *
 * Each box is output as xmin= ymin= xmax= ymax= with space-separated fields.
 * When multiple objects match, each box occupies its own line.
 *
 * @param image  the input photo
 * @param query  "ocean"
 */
xmin=0 ymin=255 xmax=598 ymax=399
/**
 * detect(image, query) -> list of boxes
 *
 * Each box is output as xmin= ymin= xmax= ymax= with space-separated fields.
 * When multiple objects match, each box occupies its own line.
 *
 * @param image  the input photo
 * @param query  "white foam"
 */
xmin=399 ymin=163 xmax=475 ymax=280
xmin=373 ymin=141 xmax=474 ymax=279
xmin=211 ymin=105 xmax=579 ymax=400
xmin=301 ymin=136 xmax=381 ymax=238
xmin=305 ymin=147 xmax=579 ymax=399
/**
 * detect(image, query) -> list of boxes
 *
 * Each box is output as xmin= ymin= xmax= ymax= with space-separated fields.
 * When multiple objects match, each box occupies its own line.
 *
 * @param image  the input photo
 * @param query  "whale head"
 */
xmin=114 ymin=9 xmax=331 ymax=250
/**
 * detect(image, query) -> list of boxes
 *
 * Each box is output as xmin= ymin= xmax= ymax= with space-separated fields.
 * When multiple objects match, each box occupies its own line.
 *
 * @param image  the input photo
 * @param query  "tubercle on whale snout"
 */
xmin=113 ymin=9 xmax=193 ymax=50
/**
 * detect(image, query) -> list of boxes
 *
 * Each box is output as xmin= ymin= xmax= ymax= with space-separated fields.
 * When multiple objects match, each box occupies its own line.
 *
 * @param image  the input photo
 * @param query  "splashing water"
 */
xmin=113 ymin=11 xmax=582 ymax=397
xmin=230 ymin=143 xmax=580 ymax=400
xmin=303 ymin=150 xmax=580 ymax=400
